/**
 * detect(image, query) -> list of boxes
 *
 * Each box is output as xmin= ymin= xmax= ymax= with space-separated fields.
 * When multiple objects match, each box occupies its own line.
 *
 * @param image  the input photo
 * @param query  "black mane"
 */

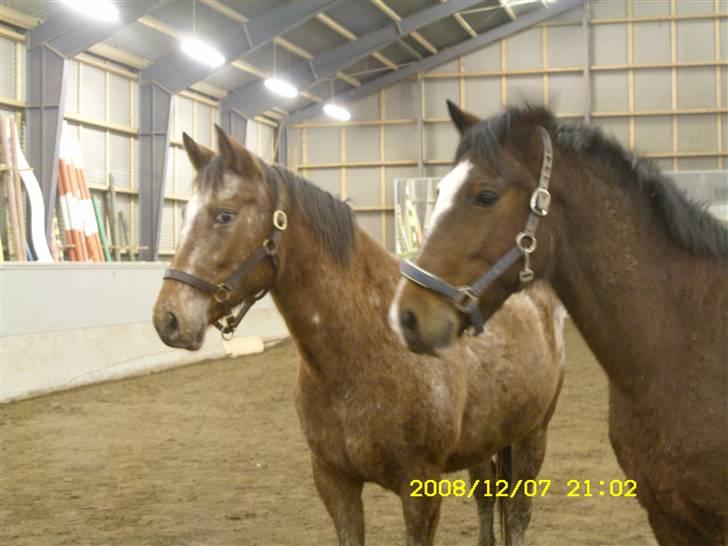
xmin=457 ymin=106 xmax=728 ymax=258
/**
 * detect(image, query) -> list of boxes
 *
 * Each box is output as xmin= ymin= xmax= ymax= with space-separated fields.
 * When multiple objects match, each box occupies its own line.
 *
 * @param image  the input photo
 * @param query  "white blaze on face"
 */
xmin=426 ymin=159 xmax=473 ymax=234
xmin=178 ymin=192 xmax=202 ymax=246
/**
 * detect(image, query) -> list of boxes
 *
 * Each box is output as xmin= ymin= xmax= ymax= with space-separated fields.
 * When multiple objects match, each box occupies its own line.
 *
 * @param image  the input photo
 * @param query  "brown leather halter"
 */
xmin=163 ymin=174 xmax=287 ymax=340
xmin=400 ymin=125 xmax=553 ymax=335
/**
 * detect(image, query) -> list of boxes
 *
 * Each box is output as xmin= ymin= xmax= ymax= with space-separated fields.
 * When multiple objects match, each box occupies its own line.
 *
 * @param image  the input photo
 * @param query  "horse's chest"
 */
xmin=295 ymin=373 xmax=457 ymax=485
xmin=607 ymin=387 xmax=728 ymax=517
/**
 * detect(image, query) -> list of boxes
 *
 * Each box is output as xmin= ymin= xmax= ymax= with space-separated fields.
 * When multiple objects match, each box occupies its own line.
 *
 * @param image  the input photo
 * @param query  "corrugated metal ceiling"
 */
xmin=3 ymin=0 xmax=550 ymax=120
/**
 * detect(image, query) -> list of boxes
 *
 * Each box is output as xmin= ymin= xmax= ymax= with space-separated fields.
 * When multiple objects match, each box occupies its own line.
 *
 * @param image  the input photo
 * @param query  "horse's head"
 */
xmin=153 ymin=126 xmax=281 ymax=350
xmin=391 ymin=101 xmax=557 ymax=354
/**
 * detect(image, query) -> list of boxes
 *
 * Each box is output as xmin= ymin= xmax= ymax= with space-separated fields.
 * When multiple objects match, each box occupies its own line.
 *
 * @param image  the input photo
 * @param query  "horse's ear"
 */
xmin=447 ymin=100 xmax=479 ymax=135
xmin=215 ymin=124 xmax=258 ymax=176
xmin=182 ymin=132 xmax=215 ymax=171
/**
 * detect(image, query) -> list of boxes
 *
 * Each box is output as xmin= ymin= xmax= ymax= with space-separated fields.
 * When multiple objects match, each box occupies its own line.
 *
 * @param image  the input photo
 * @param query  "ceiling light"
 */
xmin=264 ymin=78 xmax=298 ymax=99
xmin=181 ymin=38 xmax=225 ymax=68
xmin=323 ymin=103 xmax=351 ymax=122
xmin=61 ymin=0 xmax=119 ymax=22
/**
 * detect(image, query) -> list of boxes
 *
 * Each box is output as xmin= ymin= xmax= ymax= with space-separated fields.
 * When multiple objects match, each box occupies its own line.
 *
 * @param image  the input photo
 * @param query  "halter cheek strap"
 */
xmin=400 ymin=125 xmax=553 ymax=335
xmin=162 ymin=175 xmax=288 ymax=340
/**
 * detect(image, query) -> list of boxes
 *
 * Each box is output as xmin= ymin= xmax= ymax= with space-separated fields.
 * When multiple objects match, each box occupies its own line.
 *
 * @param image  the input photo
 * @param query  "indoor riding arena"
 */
xmin=1 ymin=1 xmax=726 ymax=546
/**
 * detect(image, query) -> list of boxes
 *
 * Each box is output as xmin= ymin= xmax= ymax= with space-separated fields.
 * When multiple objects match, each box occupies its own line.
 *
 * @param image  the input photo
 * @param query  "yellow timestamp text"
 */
xmin=409 ymin=479 xmax=637 ymax=498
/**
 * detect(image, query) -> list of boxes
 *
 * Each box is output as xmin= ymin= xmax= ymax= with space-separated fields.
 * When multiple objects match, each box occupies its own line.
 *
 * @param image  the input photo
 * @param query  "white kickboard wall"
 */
xmin=0 ymin=262 xmax=289 ymax=402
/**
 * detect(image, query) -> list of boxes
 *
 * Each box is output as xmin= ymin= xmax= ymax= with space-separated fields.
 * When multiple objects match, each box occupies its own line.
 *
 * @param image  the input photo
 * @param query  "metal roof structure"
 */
xmin=0 ymin=0 xmax=584 ymax=260
xmin=1 ymin=0 xmax=582 ymax=124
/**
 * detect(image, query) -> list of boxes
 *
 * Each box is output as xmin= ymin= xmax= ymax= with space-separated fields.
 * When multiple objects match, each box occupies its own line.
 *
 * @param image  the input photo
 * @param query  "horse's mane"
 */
xmin=264 ymin=162 xmax=356 ymax=265
xmin=456 ymin=105 xmax=728 ymax=258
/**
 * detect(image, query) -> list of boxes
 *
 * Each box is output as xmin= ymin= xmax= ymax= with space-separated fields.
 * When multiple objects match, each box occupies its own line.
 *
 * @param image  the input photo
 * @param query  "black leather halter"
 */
xmin=163 ymin=174 xmax=288 ymax=340
xmin=400 ymin=125 xmax=553 ymax=335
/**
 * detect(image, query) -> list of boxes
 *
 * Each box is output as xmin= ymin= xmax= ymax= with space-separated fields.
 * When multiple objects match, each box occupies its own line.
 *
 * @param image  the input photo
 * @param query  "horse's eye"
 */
xmin=473 ymin=190 xmax=499 ymax=207
xmin=215 ymin=210 xmax=235 ymax=224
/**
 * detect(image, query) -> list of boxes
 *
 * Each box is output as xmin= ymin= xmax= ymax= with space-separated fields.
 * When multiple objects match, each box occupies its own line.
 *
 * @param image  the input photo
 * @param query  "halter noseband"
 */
xmin=400 ymin=125 xmax=553 ymax=335
xmin=163 ymin=174 xmax=288 ymax=340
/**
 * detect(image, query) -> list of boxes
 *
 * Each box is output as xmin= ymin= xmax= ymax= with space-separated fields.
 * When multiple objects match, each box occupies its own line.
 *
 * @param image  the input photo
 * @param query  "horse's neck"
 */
xmin=551 ymin=167 xmax=726 ymax=396
xmin=271 ymin=213 xmax=398 ymax=378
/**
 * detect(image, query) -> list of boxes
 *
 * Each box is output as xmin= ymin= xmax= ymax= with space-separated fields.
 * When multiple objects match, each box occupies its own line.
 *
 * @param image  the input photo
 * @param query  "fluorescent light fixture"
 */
xmin=181 ymin=38 xmax=225 ymax=68
xmin=323 ymin=102 xmax=351 ymax=122
xmin=61 ymin=0 xmax=119 ymax=22
xmin=264 ymin=78 xmax=299 ymax=99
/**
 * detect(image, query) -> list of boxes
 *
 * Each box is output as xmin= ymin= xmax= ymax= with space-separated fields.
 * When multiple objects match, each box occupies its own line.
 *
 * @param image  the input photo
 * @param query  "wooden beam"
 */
xmin=454 ymin=13 xmax=478 ymax=39
xmin=200 ymin=0 xmax=360 ymax=88
xmin=316 ymin=12 xmax=399 ymax=70
xmin=371 ymin=0 xmax=438 ymax=55
xmin=500 ymin=0 xmax=518 ymax=21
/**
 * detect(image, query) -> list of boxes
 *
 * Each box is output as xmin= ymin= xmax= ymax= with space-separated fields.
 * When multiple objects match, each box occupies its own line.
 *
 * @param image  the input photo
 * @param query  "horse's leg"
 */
xmin=502 ymin=426 xmax=549 ymax=546
xmin=400 ymin=474 xmax=443 ymax=546
xmin=311 ymin=455 xmax=365 ymax=546
xmin=468 ymin=459 xmax=497 ymax=546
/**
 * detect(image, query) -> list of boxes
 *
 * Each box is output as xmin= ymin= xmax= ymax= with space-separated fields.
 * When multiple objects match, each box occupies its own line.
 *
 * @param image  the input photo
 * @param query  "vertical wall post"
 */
xmin=416 ymin=73 xmax=424 ymax=177
xmin=220 ymin=108 xmax=248 ymax=145
xmin=25 ymin=44 xmax=67 ymax=240
xmin=277 ymin=125 xmax=288 ymax=166
xmin=582 ymin=1 xmax=591 ymax=124
xmin=138 ymin=81 xmax=172 ymax=261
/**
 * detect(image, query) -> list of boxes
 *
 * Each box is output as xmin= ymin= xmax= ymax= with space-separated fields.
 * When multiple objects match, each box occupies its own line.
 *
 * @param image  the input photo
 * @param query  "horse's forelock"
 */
xmin=193 ymin=155 xmax=225 ymax=194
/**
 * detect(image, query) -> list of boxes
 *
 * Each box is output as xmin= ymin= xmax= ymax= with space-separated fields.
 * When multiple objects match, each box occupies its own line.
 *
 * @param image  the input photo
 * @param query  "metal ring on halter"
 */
xmin=214 ymin=284 xmax=232 ymax=303
xmin=273 ymin=210 xmax=288 ymax=231
xmin=516 ymin=232 xmax=537 ymax=254
xmin=529 ymin=188 xmax=551 ymax=216
xmin=221 ymin=326 xmax=235 ymax=341
xmin=263 ymin=238 xmax=278 ymax=255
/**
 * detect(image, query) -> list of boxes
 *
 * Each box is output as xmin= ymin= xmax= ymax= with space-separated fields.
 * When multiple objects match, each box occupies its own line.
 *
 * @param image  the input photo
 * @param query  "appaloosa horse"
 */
xmin=153 ymin=126 xmax=565 ymax=546
xmin=393 ymin=101 xmax=728 ymax=546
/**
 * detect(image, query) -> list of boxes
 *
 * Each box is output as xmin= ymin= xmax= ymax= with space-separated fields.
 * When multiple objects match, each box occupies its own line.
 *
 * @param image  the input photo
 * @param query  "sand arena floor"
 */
xmin=1 ymin=322 xmax=658 ymax=545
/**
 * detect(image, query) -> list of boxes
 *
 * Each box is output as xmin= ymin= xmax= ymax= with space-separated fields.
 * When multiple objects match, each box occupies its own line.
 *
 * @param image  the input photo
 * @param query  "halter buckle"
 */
xmin=273 ymin=210 xmax=288 ymax=231
xmin=214 ymin=283 xmax=232 ymax=303
xmin=453 ymin=286 xmax=479 ymax=313
xmin=530 ymin=188 xmax=551 ymax=217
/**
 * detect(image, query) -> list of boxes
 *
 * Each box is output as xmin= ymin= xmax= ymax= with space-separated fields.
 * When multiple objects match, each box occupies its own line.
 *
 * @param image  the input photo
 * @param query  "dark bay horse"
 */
xmin=153 ymin=126 xmax=565 ymax=546
xmin=393 ymin=101 xmax=728 ymax=546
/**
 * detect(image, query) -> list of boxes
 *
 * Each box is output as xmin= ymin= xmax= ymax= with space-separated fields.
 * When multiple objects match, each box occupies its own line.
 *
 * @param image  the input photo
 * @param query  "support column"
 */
xmin=277 ymin=125 xmax=288 ymax=166
xmin=25 ymin=43 xmax=67 ymax=239
xmin=582 ymin=1 xmax=591 ymax=124
xmin=220 ymin=108 xmax=248 ymax=145
xmin=138 ymin=81 xmax=172 ymax=261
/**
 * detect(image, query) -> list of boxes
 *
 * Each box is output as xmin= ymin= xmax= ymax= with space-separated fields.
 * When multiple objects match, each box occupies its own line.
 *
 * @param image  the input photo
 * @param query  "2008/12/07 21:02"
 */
xmin=409 ymin=479 xmax=638 ymax=498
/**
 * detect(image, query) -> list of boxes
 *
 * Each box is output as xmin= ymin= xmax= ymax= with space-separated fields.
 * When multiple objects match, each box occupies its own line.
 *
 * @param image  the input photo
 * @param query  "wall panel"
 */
xmin=548 ymin=25 xmax=583 ymax=67
xmin=307 ymin=127 xmax=341 ymax=163
xmin=347 ymin=168 xmax=380 ymax=207
xmin=592 ymin=72 xmax=629 ymax=111
xmin=676 ymin=20 xmax=714 ymax=62
xmin=464 ymin=78 xmax=502 ymax=116
xmin=633 ymin=22 xmax=671 ymax=64
xmin=384 ymin=125 xmax=418 ymax=160
xmin=384 ymin=81 xmax=416 ymax=119
xmin=633 ymin=70 xmax=672 ymax=110
xmin=424 ymin=79 xmax=458 ymax=118
xmin=346 ymin=126 xmax=380 ymax=162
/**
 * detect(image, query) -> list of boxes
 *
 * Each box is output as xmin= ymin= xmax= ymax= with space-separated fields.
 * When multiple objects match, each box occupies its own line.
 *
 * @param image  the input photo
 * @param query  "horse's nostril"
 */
xmin=165 ymin=311 xmax=179 ymax=334
xmin=400 ymin=309 xmax=418 ymax=333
